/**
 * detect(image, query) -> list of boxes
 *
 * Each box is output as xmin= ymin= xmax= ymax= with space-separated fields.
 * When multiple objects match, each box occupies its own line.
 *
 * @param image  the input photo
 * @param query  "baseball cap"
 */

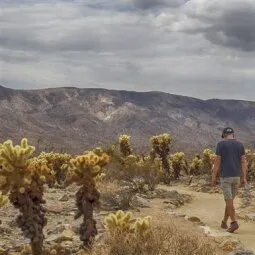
xmin=221 ymin=127 xmax=234 ymax=138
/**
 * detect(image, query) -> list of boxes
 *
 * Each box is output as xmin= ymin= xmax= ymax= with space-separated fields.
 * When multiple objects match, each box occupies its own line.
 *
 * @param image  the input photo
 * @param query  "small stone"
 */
xmin=46 ymin=204 xmax=63 ymax=214
xmin=130 ymin=195 xmax=150 ymax=208
xmin=245 ymin=213 xmax=255 ymax=221
xmin=59 ymin=194 xmax=69 ymax=202
xmin=46 ymin=229 xmax=76 ymax=243
xmin=185 ymin=216 xmax=202 ymax=223
xmin=229 ymin=248 xmax=255 ymax=255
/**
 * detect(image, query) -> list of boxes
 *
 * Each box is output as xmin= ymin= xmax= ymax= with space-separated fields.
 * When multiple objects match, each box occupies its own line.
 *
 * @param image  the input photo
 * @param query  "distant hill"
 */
xmin=0 ymin=85 xmax=254 ymax=156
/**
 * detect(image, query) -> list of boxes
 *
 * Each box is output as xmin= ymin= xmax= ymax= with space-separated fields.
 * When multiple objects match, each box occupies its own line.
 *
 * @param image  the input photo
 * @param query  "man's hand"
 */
xmin=240 ymin=178 xmax=247 ymax=188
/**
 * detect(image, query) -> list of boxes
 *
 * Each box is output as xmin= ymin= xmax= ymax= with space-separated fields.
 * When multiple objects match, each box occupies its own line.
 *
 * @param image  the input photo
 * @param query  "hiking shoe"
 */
xmin=226 ymin=221 xmax=239 ymax=233
xmin=221 ymin=221 xmax=228 ymax=229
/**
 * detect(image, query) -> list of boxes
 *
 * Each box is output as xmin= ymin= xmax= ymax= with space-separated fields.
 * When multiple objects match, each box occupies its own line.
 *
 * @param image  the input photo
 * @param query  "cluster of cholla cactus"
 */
xmin=66 ymin=150 xmax=110 ymax=247
xmin=0 ymin=138 xmax=54 ymax=255
xmin=169 ymin=152 xmax=187 ymax=180
xmin=37 ymin=152 xmax=71 ymax=187
xmin=119 ymin=135 xmax=132 ymax=157
xmin=104 ymin=210 xmax=152 ymax=237
xmin=245 ymin=149 xmax=255 ymax=182
xmin=150 ymin=133 xmax=172 ymax=184
xmin=189 ymin=154 xmax=203 ymax=176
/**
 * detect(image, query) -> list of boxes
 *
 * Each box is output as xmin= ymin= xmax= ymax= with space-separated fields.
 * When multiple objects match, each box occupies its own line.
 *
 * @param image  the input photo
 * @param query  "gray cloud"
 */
xmin=183 ymin=0 xmax=255 ymax=51
xmin=0 ymin=0 xmax=255 ymax=101
xmin=130 ymin=0 xmax=186 ymax=9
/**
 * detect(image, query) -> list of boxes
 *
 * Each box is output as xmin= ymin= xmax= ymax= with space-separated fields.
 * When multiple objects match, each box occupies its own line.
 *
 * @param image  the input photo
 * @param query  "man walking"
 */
xmin=212 ymin=127 xmax=247 ymax=233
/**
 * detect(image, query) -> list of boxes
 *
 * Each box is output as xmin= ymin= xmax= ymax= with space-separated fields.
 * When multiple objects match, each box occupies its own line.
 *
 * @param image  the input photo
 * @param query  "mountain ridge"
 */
xmin=0 ymin=84 xmax=254 ymax=155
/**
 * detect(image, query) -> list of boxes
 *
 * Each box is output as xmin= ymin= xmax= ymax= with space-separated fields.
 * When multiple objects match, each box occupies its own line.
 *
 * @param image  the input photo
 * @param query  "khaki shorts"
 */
xmin=220 ymin=177 xmax=240 ymax=200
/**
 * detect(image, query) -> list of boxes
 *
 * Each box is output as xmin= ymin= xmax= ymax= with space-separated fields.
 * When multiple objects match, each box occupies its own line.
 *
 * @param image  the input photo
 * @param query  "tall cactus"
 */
xmin=119 ymin=135 xmax=132 ymax=157
xmin=190 ymin=155 xmax=203 ymax=176
xmin=150 ymin=133 xmax=172 ymax=184
xmin=169 ymin=152 xmax=185 ymax=180
xmin=201 ymin=149 xmax=215 ymax=174
xmin=0 ymin=138 xmax=54 ymax=255
xmin=66 ymin=151 xmax=110 ymax=247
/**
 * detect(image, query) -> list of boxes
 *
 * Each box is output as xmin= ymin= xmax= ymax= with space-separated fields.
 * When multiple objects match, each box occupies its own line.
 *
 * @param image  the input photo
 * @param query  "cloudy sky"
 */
xmin=1 ymin=0 xmax=255 ymax=100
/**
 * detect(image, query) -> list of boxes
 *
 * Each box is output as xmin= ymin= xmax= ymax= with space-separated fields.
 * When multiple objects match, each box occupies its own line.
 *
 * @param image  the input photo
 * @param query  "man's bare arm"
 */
xmin=240 ymin=155 xmax=247 ymax=181
xmin=212 ymin=156 xmax=221 ymax=178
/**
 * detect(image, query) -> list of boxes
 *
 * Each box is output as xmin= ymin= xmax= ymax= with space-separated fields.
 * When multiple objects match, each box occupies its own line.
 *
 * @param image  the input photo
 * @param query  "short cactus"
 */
xmin=104 ymin=210 xmax=153 ymax=238
xmin=104 ymin=210 xmax=134 ymax=235
xmin=134 ymin=216 xmax=152 ymax=237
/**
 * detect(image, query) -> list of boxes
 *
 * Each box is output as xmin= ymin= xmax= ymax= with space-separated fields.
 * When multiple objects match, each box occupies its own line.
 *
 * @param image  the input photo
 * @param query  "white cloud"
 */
xmin=0 ymin=0 xmax=255 ymax=100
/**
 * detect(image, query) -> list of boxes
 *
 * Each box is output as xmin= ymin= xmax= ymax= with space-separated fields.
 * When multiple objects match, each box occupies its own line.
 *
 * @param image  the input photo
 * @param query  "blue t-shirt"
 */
xmin=215 ymin=139 xmax=245 ymax=178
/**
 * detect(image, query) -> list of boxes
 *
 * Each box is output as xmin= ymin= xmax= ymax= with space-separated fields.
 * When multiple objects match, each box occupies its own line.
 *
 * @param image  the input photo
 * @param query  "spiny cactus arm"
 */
xmin=134 ymin=216 xmax=152 ymax=236
xmin=0 ymin=192 xmax=8 ymax=207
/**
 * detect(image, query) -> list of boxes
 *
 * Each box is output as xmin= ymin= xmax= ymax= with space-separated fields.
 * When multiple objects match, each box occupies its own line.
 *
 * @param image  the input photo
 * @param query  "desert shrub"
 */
xmin=90 ymin=211 xmax=216 ymax=255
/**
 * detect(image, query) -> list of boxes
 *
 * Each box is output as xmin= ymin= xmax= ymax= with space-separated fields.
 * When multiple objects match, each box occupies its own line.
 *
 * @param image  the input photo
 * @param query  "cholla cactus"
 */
xmin=37 ymin=152 xmax=71 ymax=186
xmin=119 ymin=135 xmax=132 ymax=157
xmin=104 ymin=210 xmax=134 ymax=235
xmin=104 ymin=210 xmax=152 ymax=238
xmin=0 ymin=138 xmax=53 ymax=255
xmin=134 ymin=216 xmax=152 ymax=237
xmin=66 ymin=151 xmax=110 ymax=247
xmin=202 ymin=149 xmax=215 ymax=174
xmin=150 ymin=133 xmax=172 ymax=184
xmin=190 ymin=155 xmax=203 ymax=176
xmin=0 ymin=192 xmax=8 ymax=207
xmin=169 ymin=152 xmax=185 ymax=180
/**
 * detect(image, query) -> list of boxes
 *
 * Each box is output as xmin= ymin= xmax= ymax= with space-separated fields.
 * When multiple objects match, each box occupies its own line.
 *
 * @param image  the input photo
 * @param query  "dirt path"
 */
xmin=159 ymin=185 xmax=255 ymax=252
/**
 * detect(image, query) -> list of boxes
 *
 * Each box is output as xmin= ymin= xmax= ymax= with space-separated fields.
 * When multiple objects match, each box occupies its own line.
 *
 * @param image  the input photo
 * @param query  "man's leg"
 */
xmin=221 ymin=205 xmax=228 ymax=229
xmin=225 ymin=178 xmax=240 ymax=233
xmin=225 ymin=199 xmax=236 ymax=222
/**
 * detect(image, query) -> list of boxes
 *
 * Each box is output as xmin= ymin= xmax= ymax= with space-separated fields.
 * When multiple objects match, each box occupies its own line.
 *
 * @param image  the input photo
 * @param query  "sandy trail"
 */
xmin=159 ymin=185 xmax=255 ymax=252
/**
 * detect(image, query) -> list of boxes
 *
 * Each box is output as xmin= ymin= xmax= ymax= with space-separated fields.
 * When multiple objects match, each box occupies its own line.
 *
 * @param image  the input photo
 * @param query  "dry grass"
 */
xmin=80 ymin=215 xmax=216 ymax=255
